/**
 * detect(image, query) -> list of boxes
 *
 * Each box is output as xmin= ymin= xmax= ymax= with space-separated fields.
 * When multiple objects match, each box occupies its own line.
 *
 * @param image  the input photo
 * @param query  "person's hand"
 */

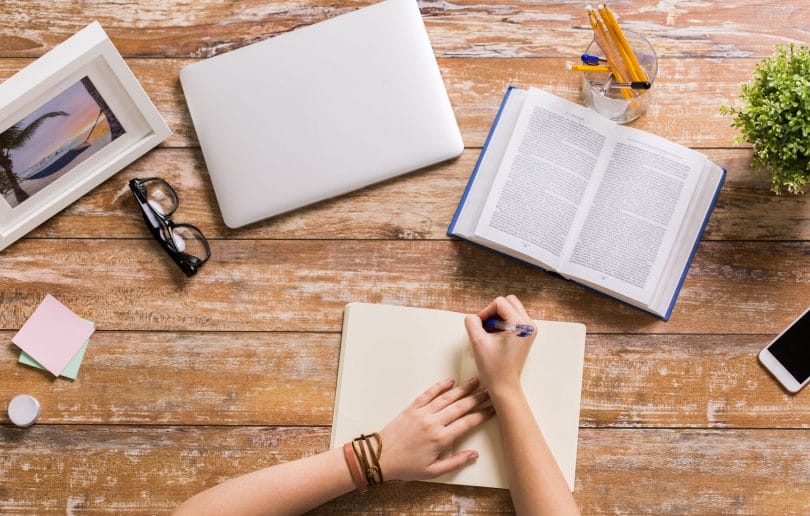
xmin=464 ymin=295 xmax=537 ymax=400
xmin=378 ymin=376 xmax=494 ymax=481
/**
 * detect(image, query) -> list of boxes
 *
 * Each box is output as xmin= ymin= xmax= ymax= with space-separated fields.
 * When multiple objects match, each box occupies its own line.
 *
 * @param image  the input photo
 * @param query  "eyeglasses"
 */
xmin=129 ymin=177 xmax=210 ymax=276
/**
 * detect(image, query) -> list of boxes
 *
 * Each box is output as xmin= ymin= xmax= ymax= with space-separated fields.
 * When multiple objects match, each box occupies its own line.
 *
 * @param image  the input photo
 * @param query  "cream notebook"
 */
xmin=330 ymin=303 xmax=586 ymax=490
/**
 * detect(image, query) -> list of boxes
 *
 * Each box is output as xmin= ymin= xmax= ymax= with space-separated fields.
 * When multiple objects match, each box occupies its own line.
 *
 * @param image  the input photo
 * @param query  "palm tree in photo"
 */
xmin=0 ymin=110 xmax=68 ymax=204
xmin=80 ymin=77 xmax=124 ymax=140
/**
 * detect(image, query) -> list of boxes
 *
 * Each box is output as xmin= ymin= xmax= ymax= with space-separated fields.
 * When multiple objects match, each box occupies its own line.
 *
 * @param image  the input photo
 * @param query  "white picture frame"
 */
xmin=0 ymin=21 xmax=171 ymax=252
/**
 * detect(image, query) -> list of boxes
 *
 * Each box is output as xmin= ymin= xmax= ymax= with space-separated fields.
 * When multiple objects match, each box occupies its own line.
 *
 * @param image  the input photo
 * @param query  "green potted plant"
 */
xmin=721 ymin=43 xmax=810 ymax=194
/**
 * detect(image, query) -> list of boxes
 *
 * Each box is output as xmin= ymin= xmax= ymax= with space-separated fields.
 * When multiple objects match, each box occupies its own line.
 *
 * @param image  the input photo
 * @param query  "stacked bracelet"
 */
xmin=343 ymin=442 xmax=368 ymax=493
xmin=344 ymin=432 xmax=384 ymax=492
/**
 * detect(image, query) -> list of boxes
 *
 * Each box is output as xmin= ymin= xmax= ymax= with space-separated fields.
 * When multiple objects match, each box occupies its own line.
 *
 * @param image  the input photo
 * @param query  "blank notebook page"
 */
xmin=330 ymin=303 xmax=585 ymax=490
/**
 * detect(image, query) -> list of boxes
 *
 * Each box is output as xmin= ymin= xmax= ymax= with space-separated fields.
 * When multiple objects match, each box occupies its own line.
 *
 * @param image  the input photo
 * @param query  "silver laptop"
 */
xmin=180 ymin=0 xmax=463 ymax=228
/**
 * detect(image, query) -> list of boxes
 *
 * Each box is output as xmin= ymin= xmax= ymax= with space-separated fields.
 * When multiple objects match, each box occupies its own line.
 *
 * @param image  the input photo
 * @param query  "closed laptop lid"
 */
xmin=180 ymin=0 xmax=463 ymax=228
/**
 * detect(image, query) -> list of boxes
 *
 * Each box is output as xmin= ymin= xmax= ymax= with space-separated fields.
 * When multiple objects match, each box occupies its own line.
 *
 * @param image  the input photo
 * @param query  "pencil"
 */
xmin=597 ymin=4 xmax=640 ymax=82
xmin=566 ymin=63 xmax=612 ymax=73
xmin=599 ymin=4 xmax=648 ymax=82
xmin=586 ymin=5 xmax=634 ymax=99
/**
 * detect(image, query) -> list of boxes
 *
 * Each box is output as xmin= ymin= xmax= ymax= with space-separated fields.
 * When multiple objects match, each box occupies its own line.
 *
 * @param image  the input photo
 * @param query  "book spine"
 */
xmin=447 ymin=86 xmax=518 ymax=236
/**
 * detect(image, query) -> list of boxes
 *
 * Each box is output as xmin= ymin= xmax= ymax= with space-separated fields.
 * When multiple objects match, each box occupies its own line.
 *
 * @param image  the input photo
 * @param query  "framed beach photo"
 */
xmin=0 ymin=21 xmax=170 ymax=251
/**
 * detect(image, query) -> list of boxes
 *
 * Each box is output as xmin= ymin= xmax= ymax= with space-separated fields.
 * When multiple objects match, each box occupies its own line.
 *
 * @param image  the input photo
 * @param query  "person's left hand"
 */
xmin=377 ymin=377 xmax=493 ymax=481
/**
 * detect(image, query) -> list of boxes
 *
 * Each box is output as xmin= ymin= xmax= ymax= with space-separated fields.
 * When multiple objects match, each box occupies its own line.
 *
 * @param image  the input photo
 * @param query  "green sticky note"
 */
xmin=18 ymin=319 xmax=94 ymax=380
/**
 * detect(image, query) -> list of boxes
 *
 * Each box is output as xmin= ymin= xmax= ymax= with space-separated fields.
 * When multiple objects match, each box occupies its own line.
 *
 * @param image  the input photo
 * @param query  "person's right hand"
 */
xmin=464 ymin=295 xmax=537 ymax=400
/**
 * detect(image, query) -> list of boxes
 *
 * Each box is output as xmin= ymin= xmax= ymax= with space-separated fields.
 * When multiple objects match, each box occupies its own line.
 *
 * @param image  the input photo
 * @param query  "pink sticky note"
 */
xmin=11 ymin=294 xmax=95 ymax=376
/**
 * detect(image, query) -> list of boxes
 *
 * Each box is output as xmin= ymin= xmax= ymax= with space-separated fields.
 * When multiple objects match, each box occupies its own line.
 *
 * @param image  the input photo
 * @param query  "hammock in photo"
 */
xmin=26 ymin=109 xmax=104 ymax=181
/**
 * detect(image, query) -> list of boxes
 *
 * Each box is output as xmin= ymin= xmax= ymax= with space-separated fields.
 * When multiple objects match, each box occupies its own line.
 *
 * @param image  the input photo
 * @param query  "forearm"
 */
xmin=174 ymin=377 xmax=494 ymax=515
xmin=174 ymin=447 xmax=355 ymax=516
xmin=491 ymin=387 xmax=580 ymax=516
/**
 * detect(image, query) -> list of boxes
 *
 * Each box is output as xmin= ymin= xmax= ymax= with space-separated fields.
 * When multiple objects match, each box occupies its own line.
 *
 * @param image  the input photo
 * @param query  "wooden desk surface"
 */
xmin=1 ymin=1 xmax=808 ymax=513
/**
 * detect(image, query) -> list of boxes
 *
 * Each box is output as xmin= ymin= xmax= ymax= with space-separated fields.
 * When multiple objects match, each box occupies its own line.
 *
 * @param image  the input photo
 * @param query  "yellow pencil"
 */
xmin=597 ymin=4 xmax=640 ymax=82
xmin=586 ymin=5 xmax=634 ymax=99
xmin=599 ymin=4 xmax=648 ymax=82
xmin=566 ymin=63 xmax=612 ymax=73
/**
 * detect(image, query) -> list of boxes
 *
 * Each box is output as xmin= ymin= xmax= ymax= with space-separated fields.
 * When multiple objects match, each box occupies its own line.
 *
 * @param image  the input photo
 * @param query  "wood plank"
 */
xmin=0 ymin=57 xmax=764 ymax=148
xmin=580 ymin=335 xmax=810 ymax=429
xmin=0 ymin=1 xmax=805 ymax=59
xmin=3 ymin=333 xmax=808 ymax=428
xmin=21 ymin=148 xmax=810 ymax=241
xmin=1 ymin=332 xmax=338 ymax=426
xmin=1 ymin=240 xmax=807 ymax=335
xmin=2 ymin=426 xmax=809 ymax=514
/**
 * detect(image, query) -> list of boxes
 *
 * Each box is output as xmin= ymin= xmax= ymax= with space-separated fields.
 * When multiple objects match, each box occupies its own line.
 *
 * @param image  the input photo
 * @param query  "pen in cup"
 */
xmin=483 ymin=318 xmax=535 ymax=337
xmin=601 ymin=75 xmax=614 ymax=95
xmin=581 ymin=53 xmax=608 ymax=65
xmin=593 ymin=80 xmax=651 ymax=90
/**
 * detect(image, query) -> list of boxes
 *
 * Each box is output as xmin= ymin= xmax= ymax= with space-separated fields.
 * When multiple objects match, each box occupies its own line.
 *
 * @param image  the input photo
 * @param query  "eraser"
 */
xmin=8 ymin=394 xmax=40 ymax=427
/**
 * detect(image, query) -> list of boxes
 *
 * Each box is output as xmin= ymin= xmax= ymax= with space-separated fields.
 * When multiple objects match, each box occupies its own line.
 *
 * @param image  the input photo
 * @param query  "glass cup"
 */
xmin=581 ymin=31 xmax=657 ymax=124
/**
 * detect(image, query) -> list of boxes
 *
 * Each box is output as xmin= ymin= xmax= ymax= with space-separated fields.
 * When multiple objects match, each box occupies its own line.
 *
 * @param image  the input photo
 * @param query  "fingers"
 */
xmin=426 ymin=377 xmax=480 ymax=413
xmin=423 ymin=450 xmax=480 ymax=478
xmin=437 ymin=388 xmax=489 ymax=425
xmin=494 ymin=296 xmax=522 ymax=322
xmin=464 ymin=314 xmax=489 ymax=345
xmin=467 ymin=296 xmax=535 ymax=347
xmin=476 ymin=296 xmax=521 ymax=324
xmin=505 ymin=294 xmax=532 ymax=322
xmin=445 ymin=406 xmax=496 ymax=437
xmin=475 ymin=298 xmax=500 ymax=321
xmin=411 ymin=377 xmax=455 ymax=409
xmin=505 ymin=295 xmax=536 ymax=336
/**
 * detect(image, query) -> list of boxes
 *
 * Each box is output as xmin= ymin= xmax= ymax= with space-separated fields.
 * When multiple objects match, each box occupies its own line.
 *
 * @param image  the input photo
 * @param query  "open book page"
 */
xmin=560 ymin=128 xmax=707 ymax=304
xmin=444 ymin=320 xmax=585 ymax=491
xmin=648 ymin=162 xmax=725 ymax=315
xmin=330 ymin=304 xmax=465 ymax=450
xmin=473 ymin=88 xmax=616 ymax=271
xmin=451 ymin=88 xmax=527 ymax=237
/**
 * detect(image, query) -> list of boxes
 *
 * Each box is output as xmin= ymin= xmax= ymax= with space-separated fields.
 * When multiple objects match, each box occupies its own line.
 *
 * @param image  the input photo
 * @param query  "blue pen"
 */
xmin=581 ymin=53 xmax=608 ymax=65
xmin=483 ymin=318 xmax=535 ymax=337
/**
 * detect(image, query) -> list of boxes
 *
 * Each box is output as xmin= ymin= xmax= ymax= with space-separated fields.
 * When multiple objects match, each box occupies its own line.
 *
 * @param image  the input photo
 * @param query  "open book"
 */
xmin=449 ymin=88 xmax=726 ymax=319
xmin=330 ymin=303 xmax=586 ymax=490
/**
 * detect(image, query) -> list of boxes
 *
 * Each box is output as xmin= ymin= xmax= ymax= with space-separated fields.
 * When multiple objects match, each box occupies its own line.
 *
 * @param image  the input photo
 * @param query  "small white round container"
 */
xmin=8 ymin=394 xmax=41 ymax=427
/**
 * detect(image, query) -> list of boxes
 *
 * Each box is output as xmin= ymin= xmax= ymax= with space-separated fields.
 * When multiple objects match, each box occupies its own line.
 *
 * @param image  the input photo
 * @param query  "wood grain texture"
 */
xmin=0 ymin=0 xmax=806 ymax=59
xmin=0 ymin=57 xmax=764 ymax=148
xmin=19 ymin=148 xmax=810 ymax=241
xmin=3 ymin=333 xmax=808 ymax=428
xmin=3 ymin=1 xmax=809 ymax=513
xmin=580 ymin=335 xmax=810 ymax=429
xmin=1 ymin=332 xmax=337 ymax=426
xmin=2 ymin=426 xmax=809 ymax=514
xmin=0 ymin=240 xmax=808 ymax=335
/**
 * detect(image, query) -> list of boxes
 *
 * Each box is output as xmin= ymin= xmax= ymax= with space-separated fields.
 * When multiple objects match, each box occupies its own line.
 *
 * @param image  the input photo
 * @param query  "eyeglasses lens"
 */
xmin=142 ymin=179 xmax=178 ymax=216
xmin=171 ymin=225 xmax=210 ymax=261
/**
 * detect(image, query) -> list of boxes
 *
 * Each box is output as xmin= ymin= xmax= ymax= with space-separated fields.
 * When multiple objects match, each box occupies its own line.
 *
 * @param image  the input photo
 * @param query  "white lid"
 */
xmin=8 ymin=394 xmax=40 ymax=427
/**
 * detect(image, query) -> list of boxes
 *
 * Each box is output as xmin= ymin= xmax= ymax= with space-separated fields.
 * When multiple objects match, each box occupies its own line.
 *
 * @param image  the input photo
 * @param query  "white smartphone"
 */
xmin=759 ymin=308 xmax=810 ymax=393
